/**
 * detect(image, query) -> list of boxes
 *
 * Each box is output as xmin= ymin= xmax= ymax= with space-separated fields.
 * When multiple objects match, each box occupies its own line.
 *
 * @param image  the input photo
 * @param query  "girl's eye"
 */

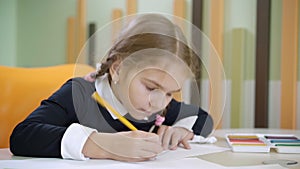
xmin=146 ymin=86 xmax=156 ymax=91
xmin=166 ymin=93 xmax=172 ymax=97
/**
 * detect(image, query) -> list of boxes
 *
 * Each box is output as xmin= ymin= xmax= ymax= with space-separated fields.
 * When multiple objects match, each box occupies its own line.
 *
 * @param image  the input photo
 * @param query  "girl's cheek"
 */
xmin=130 ymin=86 xmax=147 ymax=107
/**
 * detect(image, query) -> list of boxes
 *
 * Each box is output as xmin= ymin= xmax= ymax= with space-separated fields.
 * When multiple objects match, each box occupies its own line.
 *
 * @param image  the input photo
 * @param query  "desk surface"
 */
xmin=1 ymin=128 xmax=300 ymax=169
xmin=199 ymin=128 xmax=300 ymax=169
xmin=0 ymin=148 xmax=12 ymax=160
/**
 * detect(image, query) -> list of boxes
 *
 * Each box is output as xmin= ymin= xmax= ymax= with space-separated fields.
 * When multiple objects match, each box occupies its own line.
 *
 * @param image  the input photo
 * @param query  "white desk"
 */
xmin=0 ymin=148 xmax=12 ymax=160
xmin=198 ymin=128 xmax=300 ymax=169
xmin=0 ymin=128 xmax=299 ymax=169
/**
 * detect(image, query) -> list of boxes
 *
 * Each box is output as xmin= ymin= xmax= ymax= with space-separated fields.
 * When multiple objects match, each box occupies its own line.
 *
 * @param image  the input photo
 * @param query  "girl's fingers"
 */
xmin=180 ymin=132 xmax=194 ymax=149
xmin=181 ymin=139 xmax=191 ymax=149
xmin=157 ymin=125 xmax=168 ymax=143
xmin=157 ymin=126 xmax=194 ymax=150
xmin=142 ymin=140 xmax=164 ymax=154
xmin=161 ymin=126 xmax=173 ymax=149
xmin=123 ymin=130 xmax=159 ymax=142
xmin=169 ymin=132 xmax=181 ymax=150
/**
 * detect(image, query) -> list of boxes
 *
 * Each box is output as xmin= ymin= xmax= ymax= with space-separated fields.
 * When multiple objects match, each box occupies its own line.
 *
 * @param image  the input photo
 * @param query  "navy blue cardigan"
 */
xmin=10 ymin=78 xmax=213 ymax=158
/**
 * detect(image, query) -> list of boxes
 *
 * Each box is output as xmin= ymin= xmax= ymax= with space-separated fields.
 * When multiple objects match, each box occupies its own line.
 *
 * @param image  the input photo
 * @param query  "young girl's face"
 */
xmin=111 ymin=54 xmax=190 ymax=120
xmin=127 ymin=68 xmax=180 ymax=119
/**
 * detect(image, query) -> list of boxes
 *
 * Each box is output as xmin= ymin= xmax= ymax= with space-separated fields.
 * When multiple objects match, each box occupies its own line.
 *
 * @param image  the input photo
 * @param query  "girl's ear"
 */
xmin=109 ymin=60 xmax=121 ymax=83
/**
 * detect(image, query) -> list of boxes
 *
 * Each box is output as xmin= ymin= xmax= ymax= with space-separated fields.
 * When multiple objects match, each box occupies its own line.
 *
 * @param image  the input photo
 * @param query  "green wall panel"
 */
xmin=17 ymin=0 xmax=76 ymax=67
xmin=0 ymin=0 xmax=17 ymax=66
xmin=230 ymin=28 xmax=245 ymax=128
xmin=269 ymin=0 xmax=282 ymax=81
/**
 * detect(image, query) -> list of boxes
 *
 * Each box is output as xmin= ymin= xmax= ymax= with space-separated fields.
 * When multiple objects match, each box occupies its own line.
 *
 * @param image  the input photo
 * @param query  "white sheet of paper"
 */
xmin=0 ymin=158 xmax=227 ymax=169
xmin=154 ymin=143 xmax=229 ymax=161
xmin=0 ymin=144 xmax=285 ymax=169
xmin=0 ymin=157 xmax=286 ymax=169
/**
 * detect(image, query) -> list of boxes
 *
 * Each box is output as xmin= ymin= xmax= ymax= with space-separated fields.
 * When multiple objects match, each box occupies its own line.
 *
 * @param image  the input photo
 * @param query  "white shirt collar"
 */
xmin=95 ymin=74 xmax=128 ymax=120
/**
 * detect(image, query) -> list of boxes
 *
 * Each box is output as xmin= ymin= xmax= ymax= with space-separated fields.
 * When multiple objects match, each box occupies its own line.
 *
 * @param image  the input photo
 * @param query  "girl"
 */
xmin=10 ymin=14 xmax=213 ymax=162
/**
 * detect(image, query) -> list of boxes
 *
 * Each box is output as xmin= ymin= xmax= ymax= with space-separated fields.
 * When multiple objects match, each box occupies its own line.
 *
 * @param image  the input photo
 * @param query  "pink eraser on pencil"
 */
xmin=155 ymin=114 xmax=165 ymax=126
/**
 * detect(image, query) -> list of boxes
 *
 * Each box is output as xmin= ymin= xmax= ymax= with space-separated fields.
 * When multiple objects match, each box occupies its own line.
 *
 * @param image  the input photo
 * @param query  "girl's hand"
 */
xmin=83 ymin=130 xmax=163 ymax=162
xmin=157 ymin=125 xmax=194 ymax=150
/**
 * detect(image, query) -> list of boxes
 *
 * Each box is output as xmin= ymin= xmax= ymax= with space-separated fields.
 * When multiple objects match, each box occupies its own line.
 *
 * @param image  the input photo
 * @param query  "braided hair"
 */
xmin=93 ymin=14 xmax=200 ymax=82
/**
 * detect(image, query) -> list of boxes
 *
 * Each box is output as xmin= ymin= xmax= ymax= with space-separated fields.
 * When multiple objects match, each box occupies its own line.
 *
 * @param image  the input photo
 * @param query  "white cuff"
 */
xmin=61 ymin=123 xmax=96 ymax=160
xmin=190 ymin=135 xmax=217 ymax=143
xmin=172 ymin=116 xmax=197 ymax=131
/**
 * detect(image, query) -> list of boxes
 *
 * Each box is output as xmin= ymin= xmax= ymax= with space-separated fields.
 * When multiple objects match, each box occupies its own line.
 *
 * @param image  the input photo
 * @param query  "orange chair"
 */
xmin=0 ymin=64 xmax=95 ymax=148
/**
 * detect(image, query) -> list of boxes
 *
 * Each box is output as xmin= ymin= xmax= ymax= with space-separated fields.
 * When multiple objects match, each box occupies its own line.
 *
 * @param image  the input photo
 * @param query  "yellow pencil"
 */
xmin=91 ymin=92 xmax=138 ymax=131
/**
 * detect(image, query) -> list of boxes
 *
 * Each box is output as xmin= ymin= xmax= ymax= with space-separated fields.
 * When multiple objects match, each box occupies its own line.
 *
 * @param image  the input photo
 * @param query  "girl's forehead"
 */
xmin=120 ymin=48 xmax=193 ymax=76
xmin=127 ymin=66 xmax=189 ymax=88
xmin=136 ymin=68 xmax=176 ymax=78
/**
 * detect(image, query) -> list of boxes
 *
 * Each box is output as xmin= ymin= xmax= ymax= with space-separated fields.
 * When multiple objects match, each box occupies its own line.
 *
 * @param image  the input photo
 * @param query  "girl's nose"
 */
xmin=148 ymin=89 xmax=166 ymax=109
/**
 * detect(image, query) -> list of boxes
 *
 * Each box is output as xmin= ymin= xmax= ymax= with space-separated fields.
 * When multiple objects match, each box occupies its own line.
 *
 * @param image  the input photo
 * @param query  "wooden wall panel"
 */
xmin=77 ymin=0 xmax=87 ymax=64
xmin=173 ymin=0 xmax=186 ymax=31
xmin=280 ymin=0 xmax=299 ymax=129
xmin=192 ymin=0 xmax=202 ymax=30
xmin=174 ymin=0 xmax=186 ymax=18
xmin=192 ymin=0 xmax=203 ymax=102
xmin=127 ymin=0 xmax=137 ymax=15
xmin=254 ymin=0 xmax=270 ymax=128
xmin=209 ymin=0 xmax=224 ymax=129
xmin=210 ymin=0 xmax=224 ymax=61
xmin=88 ymin=23 xmax=96 ymax=66
xmin=112 ymin=9 xmax=123 ymax=43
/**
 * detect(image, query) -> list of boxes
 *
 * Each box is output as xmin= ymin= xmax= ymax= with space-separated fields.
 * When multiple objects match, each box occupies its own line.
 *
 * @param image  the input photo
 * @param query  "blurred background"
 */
xmin=0 ymin=0 xmax=299 ymax=130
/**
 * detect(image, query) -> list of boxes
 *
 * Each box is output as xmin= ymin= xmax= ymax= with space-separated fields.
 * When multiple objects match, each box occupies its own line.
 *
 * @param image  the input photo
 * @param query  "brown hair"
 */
xmin=94 ymin=14 xmax=200 ymax=82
